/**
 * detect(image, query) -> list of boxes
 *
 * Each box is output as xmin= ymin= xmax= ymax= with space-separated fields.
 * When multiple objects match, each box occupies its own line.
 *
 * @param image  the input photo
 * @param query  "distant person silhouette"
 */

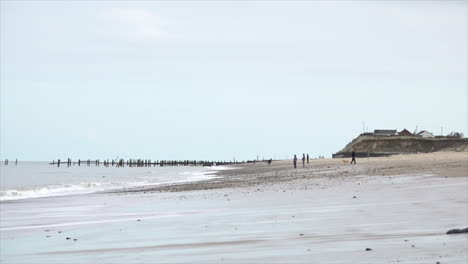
xmin=302 ymin=154 xmax=305 ymax=168
xmin=351 ymin=150 xmax=356 ymax=164
xmin=306 ymin=154 xmax=309 ymax=164
xmin=293 ymin=155 xmax=297 ymax=169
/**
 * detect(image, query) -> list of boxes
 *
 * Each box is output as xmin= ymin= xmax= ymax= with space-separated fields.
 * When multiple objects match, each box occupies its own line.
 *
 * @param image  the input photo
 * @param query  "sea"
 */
xmin=0 ymin=162 xmax=224 ymax=201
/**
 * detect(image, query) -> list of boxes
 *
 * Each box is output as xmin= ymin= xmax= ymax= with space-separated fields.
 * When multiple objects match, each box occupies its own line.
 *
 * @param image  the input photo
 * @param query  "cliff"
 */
xmin=332 ymin=135 xmax=468 ymax=158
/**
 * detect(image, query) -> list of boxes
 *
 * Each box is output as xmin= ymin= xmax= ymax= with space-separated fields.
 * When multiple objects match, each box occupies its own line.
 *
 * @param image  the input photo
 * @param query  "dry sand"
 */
xmin=1 ymin=152 xmax=467 ymax=263
xmin=123 ymin=151 xmax=468 ymax=193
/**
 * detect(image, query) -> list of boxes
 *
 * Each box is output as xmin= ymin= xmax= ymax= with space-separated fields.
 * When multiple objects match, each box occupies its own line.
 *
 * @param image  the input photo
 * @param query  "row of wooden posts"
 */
xmin=50 ymin=159 xmax=242 ymax=167
xmin=3 ymin=159 xmax=18 ymax=166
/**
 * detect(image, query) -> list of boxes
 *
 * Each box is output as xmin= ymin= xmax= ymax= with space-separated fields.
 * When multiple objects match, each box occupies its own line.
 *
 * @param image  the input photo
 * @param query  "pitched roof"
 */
xmin=398 ymin=129 xmax=414 ymax=136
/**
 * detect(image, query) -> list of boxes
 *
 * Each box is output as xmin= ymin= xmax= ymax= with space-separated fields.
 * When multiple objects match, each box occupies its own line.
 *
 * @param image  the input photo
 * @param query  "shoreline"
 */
xmin=115 ymin=151 xmax=468 ymax=194
xmin=1 ymin=151 xmax=467 ymax=263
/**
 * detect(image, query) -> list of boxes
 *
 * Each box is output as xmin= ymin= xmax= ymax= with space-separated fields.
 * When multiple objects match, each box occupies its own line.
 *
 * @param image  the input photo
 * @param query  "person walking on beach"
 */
xmin=302 ymin=154 xmax=305 ymax=168
xmin=306 ymin=154 xmax=309 ymax=164
xmin=351 ymin=150 xmax=356 ymax=164
xmin=293 ymin=155 xmax=297 ymax=169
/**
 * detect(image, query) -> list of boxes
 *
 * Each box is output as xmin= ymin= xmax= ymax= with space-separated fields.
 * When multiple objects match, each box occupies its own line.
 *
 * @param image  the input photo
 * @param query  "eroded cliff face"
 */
xmin=333 ymin=135 xmax=468 ymax=158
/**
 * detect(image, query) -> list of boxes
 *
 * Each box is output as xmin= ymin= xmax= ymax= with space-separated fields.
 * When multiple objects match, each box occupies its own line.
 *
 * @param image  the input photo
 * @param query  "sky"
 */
xmin=1 ymin=1 xmax=467 ymax=161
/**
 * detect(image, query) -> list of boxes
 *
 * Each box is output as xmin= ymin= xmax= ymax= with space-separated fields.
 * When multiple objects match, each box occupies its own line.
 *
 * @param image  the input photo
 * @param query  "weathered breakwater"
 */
xmin=49 ymin=159 xmax=243 ymax=168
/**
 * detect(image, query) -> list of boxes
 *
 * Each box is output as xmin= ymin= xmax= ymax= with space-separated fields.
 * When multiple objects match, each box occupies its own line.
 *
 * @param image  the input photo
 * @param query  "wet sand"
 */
xmin=1 ymin=152 xmax=467 ymax=263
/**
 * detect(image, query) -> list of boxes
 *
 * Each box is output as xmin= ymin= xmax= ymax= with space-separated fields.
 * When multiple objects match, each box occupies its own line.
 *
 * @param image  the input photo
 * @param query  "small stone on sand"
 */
xmin=446 ymin=227 xmax=468 ymax=234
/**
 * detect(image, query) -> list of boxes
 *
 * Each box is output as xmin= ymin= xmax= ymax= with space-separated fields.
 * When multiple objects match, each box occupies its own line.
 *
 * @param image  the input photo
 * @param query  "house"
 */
xmin=398 ymin=129 xmax=414 ymax=137
xmin=416 ymin=130 xmax=434 ymax=138
xmin=373 ymin=129 xmax=397 ymax=136
xmin=447 ymin=131 xmax=463 ymax=138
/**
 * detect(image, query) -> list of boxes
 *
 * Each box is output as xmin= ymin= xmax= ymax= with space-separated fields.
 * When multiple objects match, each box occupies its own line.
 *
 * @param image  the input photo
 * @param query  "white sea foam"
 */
xmin=0 ymin=163 xmax=226 ymax=201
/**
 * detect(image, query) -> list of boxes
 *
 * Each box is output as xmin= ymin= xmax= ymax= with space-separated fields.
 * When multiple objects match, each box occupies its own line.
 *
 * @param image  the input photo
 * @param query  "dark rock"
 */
xmin=66 ymin=237 xmax=71 ymax=240
xmin=137 ymin=219 xmax=141 ymax=222
xmin=353 ymin=196 xmax=357 ymax=198
xmin=46 ymin=236 xmax=51 ymax=238
xmin=299 ymin=234 xmax=304 ymax=236
xmin=411 ymin=245 xmax=415 ymax=248
xmin=365 ymin=248 xmax=372 ymax=251
xmin=446 ymin=227 xmax=468 ymax=234
xmin=73 ymin=239 xmax=78 ymax=241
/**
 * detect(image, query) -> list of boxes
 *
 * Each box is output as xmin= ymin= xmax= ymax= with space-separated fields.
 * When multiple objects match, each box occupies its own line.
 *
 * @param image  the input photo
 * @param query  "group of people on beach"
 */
xmin=292 ymin=153 xmax=309 ymax=168
xmin=293 ymin=150 xmax=356 ymax=168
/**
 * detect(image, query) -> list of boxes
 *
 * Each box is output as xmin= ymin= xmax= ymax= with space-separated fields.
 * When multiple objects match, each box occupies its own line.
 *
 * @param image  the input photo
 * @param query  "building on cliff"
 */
xmin=416 ymin=130 xmax=434 ymax=138
xmin=373 ymin=129 xmax=397 ymax=137
xmin=398 ymin=129 xmax=414 ymax=137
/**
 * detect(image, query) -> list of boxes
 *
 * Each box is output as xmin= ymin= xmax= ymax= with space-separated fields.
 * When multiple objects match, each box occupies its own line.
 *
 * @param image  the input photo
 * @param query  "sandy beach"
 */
xmin=1 ymin=152 xmax=467 ymax=263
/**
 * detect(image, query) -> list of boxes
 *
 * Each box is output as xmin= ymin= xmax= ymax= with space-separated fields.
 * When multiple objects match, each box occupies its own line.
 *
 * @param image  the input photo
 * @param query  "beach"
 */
xmin=1 ymin=152 xmax=467 ymax=263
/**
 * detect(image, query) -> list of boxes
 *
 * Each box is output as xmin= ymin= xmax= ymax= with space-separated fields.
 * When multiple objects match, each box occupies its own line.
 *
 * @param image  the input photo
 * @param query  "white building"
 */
xmin=416 ymin=130 xmax=434 ymax=138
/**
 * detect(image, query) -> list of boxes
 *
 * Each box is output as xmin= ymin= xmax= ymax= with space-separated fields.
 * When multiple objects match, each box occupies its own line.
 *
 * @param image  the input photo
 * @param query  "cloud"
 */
xmin=103 ymin=8 xmax=167 ymax=41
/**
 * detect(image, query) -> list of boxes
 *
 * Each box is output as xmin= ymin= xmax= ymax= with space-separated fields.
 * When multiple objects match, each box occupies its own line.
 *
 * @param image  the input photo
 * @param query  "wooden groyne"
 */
xmin=3 ymin=159 xmax=18 ymax=166
xmin=49 ymin=159 xmax=244 ymax=168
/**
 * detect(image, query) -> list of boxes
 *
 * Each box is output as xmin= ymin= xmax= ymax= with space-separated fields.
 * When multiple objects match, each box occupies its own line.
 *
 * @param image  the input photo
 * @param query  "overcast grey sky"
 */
xmin=1 ymin=1 xmax=466 ymax=161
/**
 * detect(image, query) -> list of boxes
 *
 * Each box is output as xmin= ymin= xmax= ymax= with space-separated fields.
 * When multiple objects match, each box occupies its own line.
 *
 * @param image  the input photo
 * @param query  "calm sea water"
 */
xmin=0 ymin=162 xmax=224 ymax=201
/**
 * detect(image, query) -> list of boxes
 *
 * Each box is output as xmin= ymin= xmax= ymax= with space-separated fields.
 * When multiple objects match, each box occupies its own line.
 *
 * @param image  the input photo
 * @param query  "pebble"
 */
xmin=365 ymin=248 xmax=372 ymax=251
xmin=446 ymin=227 xmax=468 ymax=234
